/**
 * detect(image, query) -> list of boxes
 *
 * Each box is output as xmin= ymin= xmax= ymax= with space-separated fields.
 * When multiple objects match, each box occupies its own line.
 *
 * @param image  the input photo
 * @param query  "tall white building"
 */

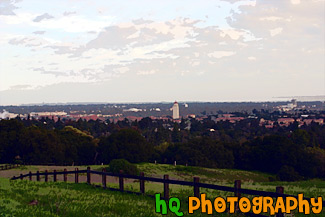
xmin=172 ymin=101 xmax=180 ymax=119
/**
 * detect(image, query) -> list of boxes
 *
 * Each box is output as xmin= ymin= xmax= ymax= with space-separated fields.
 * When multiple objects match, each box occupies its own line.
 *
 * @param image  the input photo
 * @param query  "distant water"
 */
xmin=274 ymin=96 xmax=325 ymax=102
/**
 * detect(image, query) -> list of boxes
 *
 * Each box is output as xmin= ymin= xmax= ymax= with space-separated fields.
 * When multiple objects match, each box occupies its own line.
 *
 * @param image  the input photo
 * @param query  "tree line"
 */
xmin=0 ymin=114 xmax=324 ymax=181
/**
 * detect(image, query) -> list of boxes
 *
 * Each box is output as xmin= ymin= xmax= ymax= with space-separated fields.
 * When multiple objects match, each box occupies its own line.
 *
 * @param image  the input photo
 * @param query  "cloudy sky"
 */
xmin=0 ymin=0 xmax=324 ymax=105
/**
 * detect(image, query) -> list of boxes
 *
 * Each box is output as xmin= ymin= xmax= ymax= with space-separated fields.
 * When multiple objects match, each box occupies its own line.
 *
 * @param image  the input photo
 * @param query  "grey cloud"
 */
xmin=9 ymin=84 xmax=32 ymax=90
xmin=192 ymin=26 xmax=236 ymax=42
xmin=220 ymin=0 xmax=246 ymax=3
xmin=126 ymin=58 xmax=176 ymax=75
xmin=48 ymin=20 xmax=199 ymax=58
xmin=63 ymin=11 xmax=76 ymax=16
xmin=0 ymin=0 xmax=20 ymax=15
xmin=77 ymin=65 xmax=128 ymax=80
xmin=169 ymin=18 xmax=201 ymax=27
xmin=33 ymin=13 xmax=54 ymax=22
xmin=33 ymin=67 xmax=68 ymax=77
xmin=46 ymin=45 xmax=77 ymax=55
xmin=304 ymin=26 xmax=323 ymax=35
xmin=33 ymin=31 xmax=46 ymax=35
xmin=2 ymin=1 xmax=324 ymax=104
xmin=78 ymin=68 xmax=98 ymax=79
xmin=225 ymin=0 xmax=325 ymax=73
xmin=31 ymin=64 xmax=128 ymax=81
xmin=34 ymin=19 xmax=242 ymax=81
xmin=86 ymin=26 xmax=137 ymax=50
xmin=9 ymin=37 xmax=43 ymax=47
xmin=229 ymin=0 xmax=324 ymax=39
xmin=62 ymin=26 xmax=138 ymax=58
xmin=8 ymin=37 xmax=27 ymax=45
xmin=132 ymin=28 xmax=174 ymax=47
xmin=132 ymin=18 xmax=153 ymax=25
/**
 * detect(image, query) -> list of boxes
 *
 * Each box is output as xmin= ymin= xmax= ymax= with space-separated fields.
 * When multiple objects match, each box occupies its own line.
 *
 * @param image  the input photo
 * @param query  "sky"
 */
xmin=0 ymin=0 xmax=324 ymax=105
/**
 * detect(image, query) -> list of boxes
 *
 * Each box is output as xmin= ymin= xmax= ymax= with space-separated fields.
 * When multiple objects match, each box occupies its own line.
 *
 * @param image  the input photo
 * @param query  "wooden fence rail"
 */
xmin=0 ymin=164 xmax=20 ymax=171
xmin=11 ymin=167 xmax=324 ymax=217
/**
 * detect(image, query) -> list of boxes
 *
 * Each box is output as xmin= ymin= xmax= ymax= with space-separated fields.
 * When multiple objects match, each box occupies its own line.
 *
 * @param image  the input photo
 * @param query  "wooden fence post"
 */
xmin=63 ymin=169 xmax=67 ymax=182
xmin=194 ymin=177 xmax=200 ymax=198
xmin=164 ymin=174 xmax=169 ymax=199
xmin=140 ymin=172 xmax=145 ymax=194
xmin=53 ymin=170 xmax=57 ymax=182
xmin=75 ymin=168 xmax=79 ymax=183
xmin=102 ymin=168 xmax=106 ymax=188
xmin=37 ymin=171 xmax=40 ymax=181
xmin=234 ymin=180 xmax=241 ymax=212
xmin=119 ymin=170 xmax=124 ymax=191
xmin=5 ymin=165 xmax=7 ymax=170
xmin=276 ymin=186 xmax=284 ymax=217
xmin=87 ymin=167 xmax=91 ymax=184
xmin=45 ymin=170 xmax=48 ymax=182
xmin=29 ymin=171 xmax=32 ymax=181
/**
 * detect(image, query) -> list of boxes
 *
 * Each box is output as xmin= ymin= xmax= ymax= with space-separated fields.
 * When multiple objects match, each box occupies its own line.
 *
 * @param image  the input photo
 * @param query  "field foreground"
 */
xmin=0 ymin=164 xmax=324 ymax=216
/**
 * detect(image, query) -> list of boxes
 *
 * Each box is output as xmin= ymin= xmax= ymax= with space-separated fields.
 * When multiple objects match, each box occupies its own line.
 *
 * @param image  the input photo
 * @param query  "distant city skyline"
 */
xmin=0 ymin=0 xmax=324 ymax=105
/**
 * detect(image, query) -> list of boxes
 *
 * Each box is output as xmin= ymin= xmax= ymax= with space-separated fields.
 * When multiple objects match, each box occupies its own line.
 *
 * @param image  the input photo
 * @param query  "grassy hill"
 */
xmin=0 ymin=163 xmax=324 ymax=216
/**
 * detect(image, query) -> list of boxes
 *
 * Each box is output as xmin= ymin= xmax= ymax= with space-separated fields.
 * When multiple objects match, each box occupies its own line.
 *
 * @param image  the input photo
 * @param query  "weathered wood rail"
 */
xmin=0 ymin=164 xmax=20 ymax=171
xmin=11 ymin=167 xmax=324 ymax=217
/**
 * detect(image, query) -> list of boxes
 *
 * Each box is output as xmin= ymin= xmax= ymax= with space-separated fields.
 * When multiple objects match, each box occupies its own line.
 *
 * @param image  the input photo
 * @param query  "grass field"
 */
xmin=0 ymin=163 xmax=324 ymax=216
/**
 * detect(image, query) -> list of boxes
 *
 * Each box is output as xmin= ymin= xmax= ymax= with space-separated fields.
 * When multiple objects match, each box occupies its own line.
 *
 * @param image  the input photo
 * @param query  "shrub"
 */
xmin=276 ymin=165 xmax=301 ymax=181
xmin=109 ymin=159 xmax=139 ymax=175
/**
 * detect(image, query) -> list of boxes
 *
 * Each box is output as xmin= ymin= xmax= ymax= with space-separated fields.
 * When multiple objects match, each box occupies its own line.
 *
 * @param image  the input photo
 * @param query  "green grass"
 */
xmin=0 ymin=177 xmax=160 ymax=217
xmin=1 ymin=163 xmax=324 ymax=216
xmin=0 ymin=178 xmax=246 ymax=217
xmin=136 ymin=163 xmax=275 ymax=183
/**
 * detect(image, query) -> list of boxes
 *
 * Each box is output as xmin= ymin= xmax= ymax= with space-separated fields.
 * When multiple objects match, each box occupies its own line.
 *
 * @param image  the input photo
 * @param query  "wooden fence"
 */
xmin=0 ymin=164 xmax=20 ymax=171
xmin=11 ymin=167 xmax=324 ymax=217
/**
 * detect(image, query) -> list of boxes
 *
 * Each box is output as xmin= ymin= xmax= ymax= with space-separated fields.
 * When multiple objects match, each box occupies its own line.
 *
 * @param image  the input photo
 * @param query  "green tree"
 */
xmin=99 ymin=129 xmax=153 ymax=163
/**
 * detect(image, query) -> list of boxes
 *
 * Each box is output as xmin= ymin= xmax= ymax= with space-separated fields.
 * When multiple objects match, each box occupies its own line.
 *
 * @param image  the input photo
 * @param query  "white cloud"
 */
xmin=269 ymin=27 xmax=283 ymax=36
xmin=220 ymin=29 xmax=244 ymax=40
xmin=208 ymin=51 xmax=236 ymax=58
xmin=137 ymin=70 xmax=156 ymax=75
xmin=0 ymin=12 xmax=114 ymax=33
xmin=259 ymin=16 xmax=283 ymax=21
xmin=0 ymin=12 xmax=35 ymax=24
xmin=291 ymin=0 xmax=301 ymax=5
xmin=0 ymin=0 xmax=324 ymax=104
xmin=33 ymin=15 xmax=114 ymax=33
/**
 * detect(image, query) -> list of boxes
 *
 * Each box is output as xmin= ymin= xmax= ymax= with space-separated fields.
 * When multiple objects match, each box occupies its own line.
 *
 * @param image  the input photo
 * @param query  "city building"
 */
xmin=172 ymin=101 xmax=180 ymax=119
xmin=278 ymin=99 xmax=298 ymax=111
